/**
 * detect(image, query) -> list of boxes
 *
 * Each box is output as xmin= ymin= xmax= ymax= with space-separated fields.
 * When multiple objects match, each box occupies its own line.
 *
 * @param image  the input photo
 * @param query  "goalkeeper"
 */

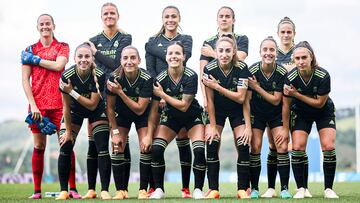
xmin=21 ymin=14 xmax=81 ymax=199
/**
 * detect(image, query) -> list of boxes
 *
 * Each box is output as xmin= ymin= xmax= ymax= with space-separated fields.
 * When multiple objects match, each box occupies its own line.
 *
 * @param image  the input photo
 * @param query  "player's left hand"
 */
xmin=140 ymin=135 xmax=152 ymax=153
xmin=275 ymin=128 xmax=288 ymax=146
xmin=248 ymin=75 xmax=260 ymax=90
xmin=239 ymin=127 xmax=252 ymax=145
xmin=153 ymin=82 xmax=164 ymax=97
xmin=21 ymin=51 xmax=41 ymax=65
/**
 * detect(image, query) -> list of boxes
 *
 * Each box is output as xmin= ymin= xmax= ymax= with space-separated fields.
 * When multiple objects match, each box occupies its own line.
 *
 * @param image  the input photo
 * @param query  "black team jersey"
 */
xmin=276 ymin=45 xmax=295 ymax=66
xmin=154 ymin=67 xmax=202 ymax=118
xmin=90 ymin=31 xmax=132 ymax=79
xmin=284 ymin=67 xmax=335 ymax=119
xmin=61 ymin=65 xmax=106 ymax=117
xmin=200 ymin=33 xmax=249 ymax=62
xmin=203 ymin=60 xmax=251 ymax=117
xmin=249 ymin=62 xmax=287 ymax=120
xmin=145 ymin=34 xmax=193 ymax=77
xmin=106 ymin=68 xmax=153 ymax=118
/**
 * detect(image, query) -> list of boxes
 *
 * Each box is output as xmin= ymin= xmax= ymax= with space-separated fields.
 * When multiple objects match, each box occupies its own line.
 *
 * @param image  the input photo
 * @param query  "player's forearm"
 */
xmin=255 ymin=87 xmax=282 ymax=106
xmin=242 ymin=92 xmax=252 ymax=129
xmin=38 ymin=57 xmax=67 ymax=71
xmin=160 ymin=93 xmax=190 ymax=112
xmin=217 ymin=86 xmax=245 ymax=104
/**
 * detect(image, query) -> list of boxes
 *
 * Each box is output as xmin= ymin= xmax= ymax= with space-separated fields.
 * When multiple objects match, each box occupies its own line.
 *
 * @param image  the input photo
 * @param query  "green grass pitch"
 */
xmin=0 ymin=182 xmax=358 ymax=202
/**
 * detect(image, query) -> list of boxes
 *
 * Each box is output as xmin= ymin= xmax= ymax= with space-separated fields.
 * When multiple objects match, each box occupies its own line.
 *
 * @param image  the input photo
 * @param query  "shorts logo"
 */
xmin=114 ymin=40 xmax=119 ymax=48
xmin=194 ymin=118 xmax=201 ymax=122
xmin=329 ymin=119 xmax=335 ymax=125
xmin=100 ymin=113 xmax=106 ymax=118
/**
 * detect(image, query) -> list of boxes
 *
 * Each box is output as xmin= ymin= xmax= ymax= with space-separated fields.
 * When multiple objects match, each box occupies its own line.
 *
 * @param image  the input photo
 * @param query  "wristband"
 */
xmin=69 ymin=90 xmax=80 ymax=100
xmin=112 ymin=129 xmax=120 ymax=134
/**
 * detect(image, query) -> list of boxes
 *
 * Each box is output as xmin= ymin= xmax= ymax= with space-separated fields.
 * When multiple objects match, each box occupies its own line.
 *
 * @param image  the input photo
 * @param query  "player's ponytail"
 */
xmin=91 ymin=63 xmax=102 ymax=99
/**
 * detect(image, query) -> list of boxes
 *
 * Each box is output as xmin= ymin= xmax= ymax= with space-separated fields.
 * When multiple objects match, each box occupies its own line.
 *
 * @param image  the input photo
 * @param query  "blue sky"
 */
xmin=0 ymin=0 xmax=359 ymax=121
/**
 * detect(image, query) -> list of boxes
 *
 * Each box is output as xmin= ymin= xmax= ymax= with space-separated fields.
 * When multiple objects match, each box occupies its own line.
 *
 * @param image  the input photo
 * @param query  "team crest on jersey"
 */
xmin=272 ymin=82 xmax=276 ymax=89
xmin=135 ymin=87 xmax=140 ymax=94
xmin=232 ymin=77 xmax=238 ymax=85
xmin=114 ymin=40 xmax=119 ymax=48
xmin=313 ymin=86 xmax=318 ymax=93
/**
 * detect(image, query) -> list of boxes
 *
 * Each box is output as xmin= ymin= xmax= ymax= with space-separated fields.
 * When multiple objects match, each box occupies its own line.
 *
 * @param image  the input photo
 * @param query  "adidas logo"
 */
xmin=73 ymin=86 xmax=78 ymax=90
xmin=158 ymin=43 xmax=163 ymax=47
xmin=100 ymin=113 xmax=106 ymax=118
xmin=297 ymin=88 xmax=302 ymax=91
xmin=123 ymin=88 xmax=127 ymax=92
xmin=166 ymin=88 xmax=171 ymax=92
xmin=329 ymin=120 xmax=335 ymax=125
xmin=195 ymin=118 xmax=201 ymax=122
xmin=97 ymin=43 xmax=102 ymax=47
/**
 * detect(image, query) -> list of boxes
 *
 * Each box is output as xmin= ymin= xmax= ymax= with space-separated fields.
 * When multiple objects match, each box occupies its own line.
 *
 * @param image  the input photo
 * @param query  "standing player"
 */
xmin=21 ymin=14 xmax=80 ymax=199
xmin=106 ymin=46 xmax=153 ymax=199
xmin=84 ymin=2 xmax=132 ymax=199
xmin=247 ymin=37 xmax=291 ymax=199
xmin=56 ymin=43 xmax=112 ymax=200
xmin=261 ymin=17 xmax=306 ymax=198
xmin=200 ymin=6 xmax=249 ymax=110
xmin=147 ymin=42 xmax=206 ymax=200
xmin=202 ymin=36 xmax=251 ymax=199
xmin=283 ymin=41 xmax=338 ymax=199
xmin=145 ymin=5 xmax=194 ymax=198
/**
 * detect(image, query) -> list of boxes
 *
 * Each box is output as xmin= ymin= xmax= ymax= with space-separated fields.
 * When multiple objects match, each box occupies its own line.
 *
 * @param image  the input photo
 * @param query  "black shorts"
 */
xmin=68 ymin=108 xmax=108 ymax=126
xmin=215 ymin=113 xmax=245 ymax=129
xmin=290 ymin=111 xmax=336 ymax=134
xmin=251 ymin=113 xmax=282 ymax=131
xmin=116 ymin=114 xmax=148 ymax=130
xmin=160 ymin=112 xmax=204 ymax=134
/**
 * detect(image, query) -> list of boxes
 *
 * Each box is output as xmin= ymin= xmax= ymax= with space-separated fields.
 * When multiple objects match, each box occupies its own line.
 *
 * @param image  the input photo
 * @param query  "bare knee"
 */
xmin=34 ymin=142 xmax=46 ymax=150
